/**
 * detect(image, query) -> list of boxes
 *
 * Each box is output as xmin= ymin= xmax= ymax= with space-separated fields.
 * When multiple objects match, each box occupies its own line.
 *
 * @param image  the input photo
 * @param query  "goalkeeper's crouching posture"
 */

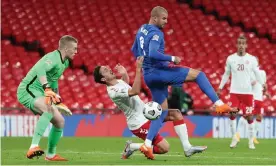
xmin=16 ymin=35 xmax=77 ymax=161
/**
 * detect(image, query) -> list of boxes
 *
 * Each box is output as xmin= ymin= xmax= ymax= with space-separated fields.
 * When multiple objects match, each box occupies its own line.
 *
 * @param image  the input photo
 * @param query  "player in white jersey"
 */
xmin=217 ymin=35 xmax=264 ymax=149
xmin=235 ymin=57 xmax=268 ymax=145
xmin=251 ymin=56 xmax=270 ymax=144
xmin=93 ymin=57 xmax=206 ymax=160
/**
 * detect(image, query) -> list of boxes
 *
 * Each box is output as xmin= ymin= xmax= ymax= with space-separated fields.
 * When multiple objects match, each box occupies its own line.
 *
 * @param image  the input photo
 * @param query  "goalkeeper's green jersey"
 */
xmin=20 ymin=50 xmax=69 ymax=92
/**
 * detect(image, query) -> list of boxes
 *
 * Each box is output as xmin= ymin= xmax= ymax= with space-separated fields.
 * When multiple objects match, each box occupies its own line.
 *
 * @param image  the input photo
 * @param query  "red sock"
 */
xmin=153 ymin=146 xmax=162 ymax=154
xmin=173 ymin=119 xmax=185 ymax=126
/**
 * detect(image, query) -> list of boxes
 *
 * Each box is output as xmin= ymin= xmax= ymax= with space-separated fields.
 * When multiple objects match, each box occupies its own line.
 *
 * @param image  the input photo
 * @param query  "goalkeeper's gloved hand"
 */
xmin=54 ymin=95 xmax=72 ymax=116
xmin=43 ymin=84 xmax=61 ymax=105
xmin=55 ymin=102 xmax=73 ymax=116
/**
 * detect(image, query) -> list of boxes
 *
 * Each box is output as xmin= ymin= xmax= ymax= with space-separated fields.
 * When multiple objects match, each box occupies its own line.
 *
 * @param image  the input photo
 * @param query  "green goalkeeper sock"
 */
xmin=47 ymin=126 xmax=63 ymax=155
xmin=31 ymin=112 xmax=53 ymax=146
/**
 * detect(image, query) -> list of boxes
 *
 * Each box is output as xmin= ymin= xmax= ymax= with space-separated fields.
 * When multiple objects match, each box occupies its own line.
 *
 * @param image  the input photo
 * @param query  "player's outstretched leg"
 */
xmin=45 ymin=108 xmax=67 ymax=161
xmin=187 ymin=70 xmax=232 ymax=113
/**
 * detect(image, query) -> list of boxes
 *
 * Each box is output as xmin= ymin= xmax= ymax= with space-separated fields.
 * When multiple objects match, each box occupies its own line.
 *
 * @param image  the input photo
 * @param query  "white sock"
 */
xmin=229 ymin=118 xmax=237 ymax=137
xmin=255 ymin=120 xmax=261 ymax=137
xmin=174 ymin=123 xmax=192 ymax=151
xmin=248 ymin=122 xmax=255 ymax=144
xmin=129 ymin=143 xmax=143 ymax=151
xmin=237 ymin=116 xmax=246 ymax=134
xmin=30 ymin=144 xmax=38 ymax=149
xmin=46 ymin=153 xmax=55 ymax=158
xmin=215 ymin=100 xmax=224 ymax=106
xmin=145 ymin=139 xmax=152 ymax=147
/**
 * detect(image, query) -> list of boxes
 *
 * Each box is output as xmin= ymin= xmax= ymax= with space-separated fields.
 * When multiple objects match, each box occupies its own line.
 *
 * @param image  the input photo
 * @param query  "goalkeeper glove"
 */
xmin=43 ymin=84 xmax=61 ymax=105
xmin=54 ymin=94 xmax=72 ymax=116
xmin=55 ymin=103 xmax=73 ymax=116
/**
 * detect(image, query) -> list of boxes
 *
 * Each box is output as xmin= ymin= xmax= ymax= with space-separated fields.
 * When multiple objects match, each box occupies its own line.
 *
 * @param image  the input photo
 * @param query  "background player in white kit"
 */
xmin=250 ymin=56 xmax=269 ymax=143
xmin=235 ymin=56 xmax=269 ymax=145
xmin=93 ymin=57 xmax=206 ymax=160
xmin=217 ymin=35 xmax=264 ymax=149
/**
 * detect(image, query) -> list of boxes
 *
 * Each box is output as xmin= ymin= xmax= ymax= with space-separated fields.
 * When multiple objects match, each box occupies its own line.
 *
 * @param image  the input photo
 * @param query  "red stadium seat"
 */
xmin=1 ymin=0 xmax=275 ymax=113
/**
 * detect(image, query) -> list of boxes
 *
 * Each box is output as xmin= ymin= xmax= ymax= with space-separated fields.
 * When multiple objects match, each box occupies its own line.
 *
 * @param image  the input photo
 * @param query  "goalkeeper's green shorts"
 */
xmin=17 ymin=83 xmax=44 ymax=115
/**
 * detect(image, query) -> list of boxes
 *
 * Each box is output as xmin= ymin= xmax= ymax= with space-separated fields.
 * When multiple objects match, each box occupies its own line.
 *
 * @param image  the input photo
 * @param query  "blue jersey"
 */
xmin=131 ymin=24 xmax=172 ymax=73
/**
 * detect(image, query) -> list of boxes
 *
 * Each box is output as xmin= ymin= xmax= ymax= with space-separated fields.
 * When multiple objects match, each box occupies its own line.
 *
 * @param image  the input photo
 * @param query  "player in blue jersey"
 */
xmin=131 ymin=6 xmax=233 ymax=159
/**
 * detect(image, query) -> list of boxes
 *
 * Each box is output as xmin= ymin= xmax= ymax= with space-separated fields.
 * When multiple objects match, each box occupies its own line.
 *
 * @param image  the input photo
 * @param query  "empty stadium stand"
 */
xmin=1 ymin=0 xmax=275 ymax=114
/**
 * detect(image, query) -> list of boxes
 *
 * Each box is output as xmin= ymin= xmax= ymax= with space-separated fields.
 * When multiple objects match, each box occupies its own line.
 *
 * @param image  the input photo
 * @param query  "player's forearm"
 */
xmin=218 ymin=73 xmax=230 ymax=89
xmin=131 ymin=69 xmax=142 ymax=95
xmin=253 ymin=69 xmax=265 ymax=85
xmin=149 ymin=40 xmax=172 ymax=61
xmin=50 ymin=81 xmax=59 ymax=94
xmin=149 ymin=49 xmax=172 ymax=61
xmin=121 ymin=73 xmax=130 ymax=84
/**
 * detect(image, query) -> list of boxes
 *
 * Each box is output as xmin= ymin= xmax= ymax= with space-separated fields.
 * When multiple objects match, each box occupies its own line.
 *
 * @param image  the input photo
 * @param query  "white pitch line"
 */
xmin=3 ymin=150 xmax=275 ymax=161
xmin=62 ymin=150 xmax=276 ymax=161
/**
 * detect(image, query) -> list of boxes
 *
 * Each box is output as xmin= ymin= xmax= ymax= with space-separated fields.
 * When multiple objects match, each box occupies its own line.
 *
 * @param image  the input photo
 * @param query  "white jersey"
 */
xmin=252 ymin=69 xmax=266 ymax=101
xmin=107 ymin=80 xmax=148 ymax=130
xmin=219 ymin=53 xmax=260 ymax=94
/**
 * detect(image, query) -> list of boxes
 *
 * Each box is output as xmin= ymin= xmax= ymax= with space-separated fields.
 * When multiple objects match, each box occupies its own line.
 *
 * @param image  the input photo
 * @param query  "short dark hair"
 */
xmin=238 ymin=35 xmax=247 ymax=41
xmin=93 ymin=66 xmax=106 ymax=84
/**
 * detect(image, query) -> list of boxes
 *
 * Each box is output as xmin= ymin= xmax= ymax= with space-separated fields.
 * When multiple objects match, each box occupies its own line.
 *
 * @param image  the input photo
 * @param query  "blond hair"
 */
xmin=59 ymin=35 xmax=78 ymax=49
xmin=151 ymin=6 xmax=168 ymax=17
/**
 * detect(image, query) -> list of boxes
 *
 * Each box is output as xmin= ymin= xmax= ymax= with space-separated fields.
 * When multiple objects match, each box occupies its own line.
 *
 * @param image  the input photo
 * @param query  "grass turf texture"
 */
xmin=1 ymin=137 xmax=276 ymax=165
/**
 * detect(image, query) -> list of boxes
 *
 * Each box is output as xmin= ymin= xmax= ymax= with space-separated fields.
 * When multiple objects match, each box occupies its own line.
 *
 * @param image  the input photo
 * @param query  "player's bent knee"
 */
xmin=157 ymin=139 xmax=170 ymax=154
xmin=51 ymin=108 xmax=65 ymax=128
xmin=33 ymin=97 xmax=54 ymax=115
xmin=168 ymin=109 xmax=183 ymax=121
xmin=52 ymin=116 xmax=65 ymax=128
xmin=186 ymin=69 xmax=201 ymax=81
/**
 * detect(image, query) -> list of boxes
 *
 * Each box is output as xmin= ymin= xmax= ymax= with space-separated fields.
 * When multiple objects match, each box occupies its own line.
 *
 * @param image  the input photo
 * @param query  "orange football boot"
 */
xmin=139 ymin=144 xmax=154 ymax=160
xmin=215 ymin=104 xmax=233 ymax=113
xmin=45 ymin=154 xmax=68 ymax=161
xmin=26 ymin=146 xmax=44 ymax=159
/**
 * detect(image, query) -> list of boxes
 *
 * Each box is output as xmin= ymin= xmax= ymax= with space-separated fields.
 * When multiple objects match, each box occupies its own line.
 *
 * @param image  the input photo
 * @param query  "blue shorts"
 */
xmin=144 ymin=66 xmax=190 ymax=104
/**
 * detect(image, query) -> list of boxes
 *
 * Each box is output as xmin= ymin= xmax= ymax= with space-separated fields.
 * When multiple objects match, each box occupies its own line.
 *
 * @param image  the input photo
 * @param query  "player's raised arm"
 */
xmin=128 ymin=56 xmax=144 ymax=97
xmin=115 ymin=64 xmax=130 ymax=84
xmin=148 ymin=33 xmax=174 ymax=62
xmin=217 ymin=57 xmax=231 ymax=95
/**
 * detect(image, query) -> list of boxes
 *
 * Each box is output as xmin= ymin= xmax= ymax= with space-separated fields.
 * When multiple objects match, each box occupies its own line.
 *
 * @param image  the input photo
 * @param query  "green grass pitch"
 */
xmin=1 ymin=137 xmax=276 ymax=165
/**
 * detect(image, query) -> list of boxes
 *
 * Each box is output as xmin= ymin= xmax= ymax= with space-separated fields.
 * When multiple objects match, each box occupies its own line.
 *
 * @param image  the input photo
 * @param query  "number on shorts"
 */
xmin=245 ymin=107 xmax=253 ymax=114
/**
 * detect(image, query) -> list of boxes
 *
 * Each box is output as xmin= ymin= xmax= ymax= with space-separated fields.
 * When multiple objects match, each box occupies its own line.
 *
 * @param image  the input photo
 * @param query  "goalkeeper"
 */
xmin=16 ymin=35 xmax=77 ymax=161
